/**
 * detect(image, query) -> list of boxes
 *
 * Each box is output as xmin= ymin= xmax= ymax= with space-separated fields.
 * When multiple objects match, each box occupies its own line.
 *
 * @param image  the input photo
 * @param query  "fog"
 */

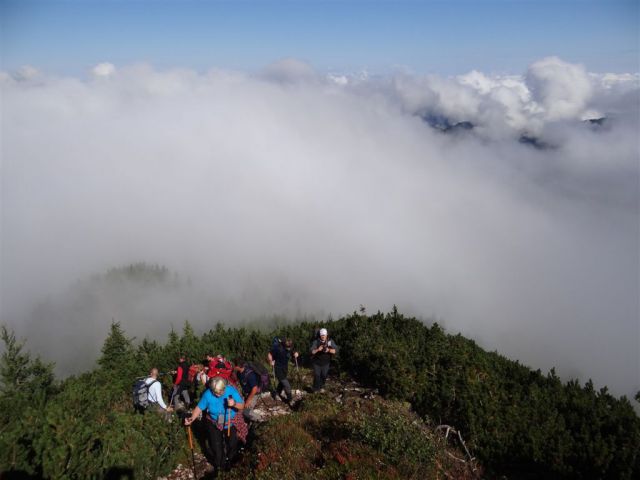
xmin=1 ymin=58 xmax=638 ymax=402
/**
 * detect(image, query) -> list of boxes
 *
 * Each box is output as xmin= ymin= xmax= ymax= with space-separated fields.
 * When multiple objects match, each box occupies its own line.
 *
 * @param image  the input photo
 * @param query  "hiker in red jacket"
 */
xmin=172 ymin=354 xmax=191 ymax=408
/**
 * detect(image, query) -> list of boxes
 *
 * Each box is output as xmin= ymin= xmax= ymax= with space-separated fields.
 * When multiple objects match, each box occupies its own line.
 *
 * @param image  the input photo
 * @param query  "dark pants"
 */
xmin=313 ymin=363 xmax=330 ymax=391
xmin=206 ymin=421 xmax=238 ymax=469
xmin=275 ymin=366 xmax=292 ymax=402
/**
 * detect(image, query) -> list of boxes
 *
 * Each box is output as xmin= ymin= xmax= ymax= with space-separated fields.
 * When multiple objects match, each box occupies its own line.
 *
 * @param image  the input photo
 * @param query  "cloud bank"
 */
xmin=1 ymin=58 xmax=638 ymax=402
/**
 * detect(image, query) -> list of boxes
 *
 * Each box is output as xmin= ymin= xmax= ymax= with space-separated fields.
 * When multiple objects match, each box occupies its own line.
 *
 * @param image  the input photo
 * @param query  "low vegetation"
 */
xmin=1 ymin=307 xmax=638 ymax=478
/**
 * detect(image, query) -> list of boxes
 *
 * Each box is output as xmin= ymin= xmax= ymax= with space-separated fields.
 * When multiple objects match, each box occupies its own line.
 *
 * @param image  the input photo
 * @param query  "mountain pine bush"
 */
xmin=1 ymin=308 xmax=638 ymax=478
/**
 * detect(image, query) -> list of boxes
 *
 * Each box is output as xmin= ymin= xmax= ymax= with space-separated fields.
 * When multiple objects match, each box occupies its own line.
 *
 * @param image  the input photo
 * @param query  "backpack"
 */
xmin=132 ymin=378 xmax=157 ymax=411
xmin=243 ymin=361 xmax=270 ymax=392
xmin=207 ymin=355 xmax=233 ymax=380
xmin=187 ymin=364 xmax=201 ymax=384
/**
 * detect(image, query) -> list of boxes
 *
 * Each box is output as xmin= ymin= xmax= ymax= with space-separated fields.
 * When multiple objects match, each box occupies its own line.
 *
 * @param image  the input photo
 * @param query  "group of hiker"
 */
xmin=133 ymin=329 xmax=338 ymax=476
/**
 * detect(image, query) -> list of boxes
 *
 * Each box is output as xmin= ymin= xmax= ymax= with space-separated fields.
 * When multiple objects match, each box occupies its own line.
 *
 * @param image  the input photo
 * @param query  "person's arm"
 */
xmin=245 ymin=385 xmax=259 ymax=407
xmin=152 ymin=381 xmax=171 ymax=410
xmin=174 ymin=366 xmax=183 ymax=386
xmin=310 ymin=340 xmax=322 ymax=355
xmin=328 ymin=340 xmax=338 ymax=355
xmin=185 ymin=406 xmax=202 ymax=425
xmin=267 ymin=351 xmax=274 ymax=366
xmin=226 ymin=389 xmax=245 ymax=411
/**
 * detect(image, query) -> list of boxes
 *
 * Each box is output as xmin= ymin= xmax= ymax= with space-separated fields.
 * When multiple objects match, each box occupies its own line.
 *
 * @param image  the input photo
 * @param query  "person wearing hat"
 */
xmin=184 ymin=377 xmax=245 ymax=473
xmin=310 ymin=328 xmax=338 ymax=392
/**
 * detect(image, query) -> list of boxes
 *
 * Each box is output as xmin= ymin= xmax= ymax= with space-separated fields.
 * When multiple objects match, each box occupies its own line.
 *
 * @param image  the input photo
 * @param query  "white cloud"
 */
xmin=16 ymin=65 xmax=40 ymax=80
xmin=91 ymin=62 xmax=116 ymax=77
xmin=0 ymin=58 xmax=638 ymax=405
xmin=525 ymin=56 xmax=593 ymax=121
xmin=260 ymin=58 xmax=319 ymax=84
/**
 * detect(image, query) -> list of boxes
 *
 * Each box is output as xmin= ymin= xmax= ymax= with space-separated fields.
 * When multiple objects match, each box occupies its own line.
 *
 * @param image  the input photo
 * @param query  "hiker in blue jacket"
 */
xmin=184 ymin=377 xmax=244 ymax=473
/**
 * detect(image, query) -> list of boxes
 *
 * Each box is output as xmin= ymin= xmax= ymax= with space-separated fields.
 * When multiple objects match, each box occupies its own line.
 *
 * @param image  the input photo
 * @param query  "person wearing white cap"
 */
xmin=310 ymin=328 xmax=339 ymax=392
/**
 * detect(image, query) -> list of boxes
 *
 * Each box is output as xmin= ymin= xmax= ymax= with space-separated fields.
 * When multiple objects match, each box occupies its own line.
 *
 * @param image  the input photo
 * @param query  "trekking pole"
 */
xmin=271 ymin=363 xmax=277 ymax=387
xmin=186 ymin=424 xmax=198 ymax=479
xmin=227 ymin=395 xmax=232 ymax=438
xmin=169 ymin=386 xmax=177 ymax=408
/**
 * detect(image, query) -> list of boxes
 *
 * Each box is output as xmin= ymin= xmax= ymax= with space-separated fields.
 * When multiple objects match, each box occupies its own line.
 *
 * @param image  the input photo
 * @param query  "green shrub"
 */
xmin=2 ymin=307 xmax=638 ymax=479
xmin=345 ymin=400 xmax=435 ymax=476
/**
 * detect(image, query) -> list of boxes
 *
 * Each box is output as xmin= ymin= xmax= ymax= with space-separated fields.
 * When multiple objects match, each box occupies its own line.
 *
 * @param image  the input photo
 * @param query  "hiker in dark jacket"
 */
xmin=310 ymin=328 xmax=338 ymax=392
xmin=267 ymin=337 xmax=299 ymax=404
xmin=233 ymin=358 xmax=261 ymax=422
xmin=171 ymin=354 xmax=191 ymax=408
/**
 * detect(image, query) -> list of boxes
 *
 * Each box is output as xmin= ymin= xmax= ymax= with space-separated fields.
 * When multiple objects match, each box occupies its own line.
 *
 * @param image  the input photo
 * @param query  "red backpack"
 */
xmin=188 ymin=364 xmax=201 ymax=384
xmin=208 ymin=355 xmax=233 ymax=380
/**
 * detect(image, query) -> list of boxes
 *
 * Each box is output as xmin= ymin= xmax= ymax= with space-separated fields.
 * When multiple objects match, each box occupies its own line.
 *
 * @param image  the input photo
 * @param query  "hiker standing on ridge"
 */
xmin=184 ymin=377 xmax=246 ymax=475
xmin=171 ymin=354 xmax=191 ymax=409
xmin=267 ymin=337 xmax=299 ymax=405
xmin=310 ymin=328 xmax=338 ymax=392
xmin=146 ymin=368 xmax=173 ymax=419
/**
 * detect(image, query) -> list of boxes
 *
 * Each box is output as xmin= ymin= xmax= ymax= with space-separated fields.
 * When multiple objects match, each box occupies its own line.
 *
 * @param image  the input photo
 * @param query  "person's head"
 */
xmin=232 ymin=357 xmax=245 ymax=372
xmin=149 ymin=367 xmax=159 ymax=379
xmin=206 ymin=353 xmax=214 ymax=361
xmin=319 ymin=328 xmax=328 ymax=342
xmin=209 ymin=377 xmax=227 ymax=397
xmin=178 ymin=354 xmax=186 ymax=362
xmin=283 ymin=338 xmax=293 ymax=350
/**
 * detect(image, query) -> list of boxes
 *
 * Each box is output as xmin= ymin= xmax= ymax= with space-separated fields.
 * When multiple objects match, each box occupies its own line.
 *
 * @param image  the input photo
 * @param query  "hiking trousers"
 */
xmin=275 ymin=366 xmax=292 ymax=402
xmin=207 ymin=421 xmax=238 ymax=469
xmin=172 ymin=384 xmax=190 ymax=408
xmin=313 ymin=363 xmax=330 ymax=391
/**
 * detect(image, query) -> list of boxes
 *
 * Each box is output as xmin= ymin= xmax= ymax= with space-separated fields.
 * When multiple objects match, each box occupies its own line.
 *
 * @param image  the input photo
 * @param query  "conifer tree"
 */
xmin=98 ymin=321 xmax=134 ymax=376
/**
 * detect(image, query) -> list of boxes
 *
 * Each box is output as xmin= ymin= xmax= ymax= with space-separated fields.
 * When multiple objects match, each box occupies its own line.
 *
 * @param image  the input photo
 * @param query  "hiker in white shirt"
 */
xmin=146 ymin=368 xmax=173 ymax=419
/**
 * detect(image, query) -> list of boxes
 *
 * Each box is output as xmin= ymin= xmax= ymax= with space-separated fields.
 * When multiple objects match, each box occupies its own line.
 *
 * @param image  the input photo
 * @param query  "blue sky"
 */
xmin=1 ymin=0 xmax=638 ymax=75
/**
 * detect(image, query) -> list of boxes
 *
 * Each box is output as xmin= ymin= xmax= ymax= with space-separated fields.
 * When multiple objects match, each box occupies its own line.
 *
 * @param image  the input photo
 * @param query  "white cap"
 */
xmin=319 ymin=328 xmax=328 ymax=336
